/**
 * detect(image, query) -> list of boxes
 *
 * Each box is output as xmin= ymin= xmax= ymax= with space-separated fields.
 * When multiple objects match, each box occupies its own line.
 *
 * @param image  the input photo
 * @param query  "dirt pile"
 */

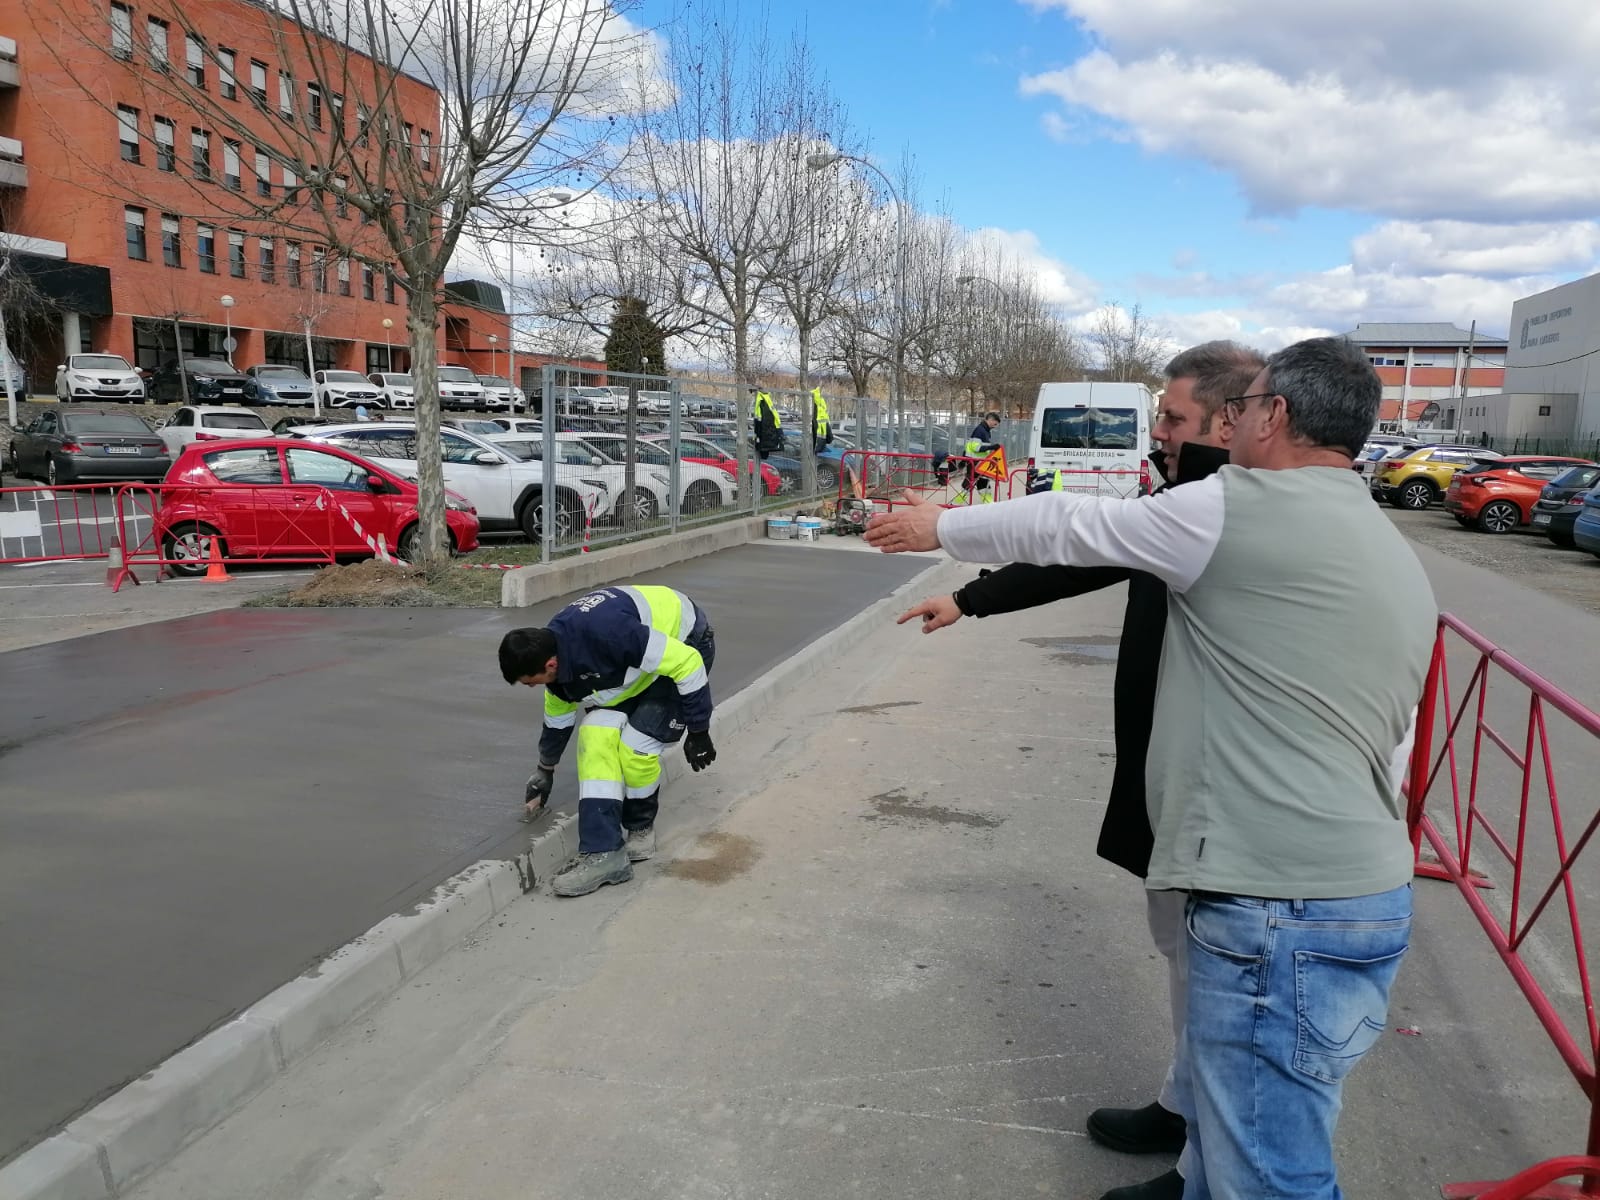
xmin=275 ymin=559 xmax=451 ymax=607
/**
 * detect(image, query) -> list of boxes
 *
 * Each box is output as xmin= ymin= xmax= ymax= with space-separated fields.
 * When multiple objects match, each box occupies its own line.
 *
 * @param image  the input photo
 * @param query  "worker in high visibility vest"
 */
xmin=500 ymin=585 xmax=717 ymax=898
xmin=751 ymin=389 xmax=783 ymax=460
xmin=811 ymin=386 xmax=833 ymax=455
xmin=1027 ymin=468 xmax=1067 ymax=495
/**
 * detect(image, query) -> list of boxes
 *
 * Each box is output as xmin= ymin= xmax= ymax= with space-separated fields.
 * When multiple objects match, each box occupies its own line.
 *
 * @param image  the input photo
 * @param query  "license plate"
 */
xmin=1533 ymin=513 xmax=1552 ymax=525
xmin=106 ymin=445 xmax=140 ymax=455
xmin=224 ymin=387 xmax=243 ymax=393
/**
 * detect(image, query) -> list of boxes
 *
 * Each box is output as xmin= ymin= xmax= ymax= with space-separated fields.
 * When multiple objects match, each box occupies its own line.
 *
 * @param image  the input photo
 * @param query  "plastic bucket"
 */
xmin=795 ymin=516 xmax=823 ymax=542
xmin=766 ymin=518 xmax=794 ymax=540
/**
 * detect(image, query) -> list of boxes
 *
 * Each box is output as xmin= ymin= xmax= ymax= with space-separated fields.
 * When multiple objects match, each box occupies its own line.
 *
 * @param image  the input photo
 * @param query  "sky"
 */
xmin=627 ymin=0 xmax=1600 ymax=351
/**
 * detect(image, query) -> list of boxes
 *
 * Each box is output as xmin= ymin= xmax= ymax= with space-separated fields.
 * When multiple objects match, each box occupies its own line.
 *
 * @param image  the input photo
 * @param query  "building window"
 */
xmin=306 ymin=82 xmax=323 ymax=129
xmin=286 ymin=241 xmax=302 ymax=287
xmin=185 ymin=34 xmax=205 ymax=88
xmin=329 ymin=92 xmax=344 ymax=135
xmin=362 ymin=263 xmax=374 ymax=300
xmin=124 ymin=207 xmax=147 ymax=260
xmin=334 ymin=176 xmax=348 ymax=218
xmin=355 ymin=103 xmax=370 ymax=147
xmin=145 ymin=17 xmax=169 ymax=71
xmin=385 ymin=269 xmax=396 ymax=304
xmin=153 ymin=117 xmax=176 ymax=172
xmin=249 ymin=59 xmax=267 ymax=101
xmin=1539 ymin=404 xmax=1553 ymax=417
xmin=254 ymin=149 xmax=271 ymax=196
xmin=223 ymin=139 xmax=241 ymax=190
xmin=191 ymin=127 xmax=211 ymax=179
xmin=218 ymin=47 xmax=236 ymax=99
xmin=161 ymin=214 xmax=181 ymax=267
xmin=198 ymin=224 xmax=216 ymax=273
xmin=278 ymin=71 xmax=293 ymax=119
xmin=337 ymin=257 xmax=351 ymax=297
xmin=117 ymin=105 xmax=141 ymax=164
xmin=402 ymin=122 xmax=414 ymax=160
xmin=312 ymin=245 xmax=327 ymax=293
xmin=282 ymin=163 xmax=298 ymax=202
xmin=259 ymin=238 xmax=276 ymax=284
xmin=420 ymin=130 xmax=432 ymax=169
xmin=228 ymin=229 xmax=246 ymax=278
xmin=110 ymin=3 xmax=133 ymax=60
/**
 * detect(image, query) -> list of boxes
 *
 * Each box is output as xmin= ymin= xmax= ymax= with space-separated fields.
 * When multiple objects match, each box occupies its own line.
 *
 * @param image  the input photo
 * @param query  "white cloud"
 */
xmin=1351 ymin=220 xmax=1600 ymax=278
xmin=964 ymin=226 xmax=1099 ymax=311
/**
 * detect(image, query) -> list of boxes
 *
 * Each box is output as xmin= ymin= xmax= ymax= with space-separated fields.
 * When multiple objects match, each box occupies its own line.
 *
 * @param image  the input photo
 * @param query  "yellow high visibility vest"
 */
xmin=811 ymin=387 xmax=830 ymax=437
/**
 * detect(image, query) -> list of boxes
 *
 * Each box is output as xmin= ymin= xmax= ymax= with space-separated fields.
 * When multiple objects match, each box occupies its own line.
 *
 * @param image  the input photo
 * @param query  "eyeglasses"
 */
xmin=1221 ymin=392 xmax=1283 ymax=423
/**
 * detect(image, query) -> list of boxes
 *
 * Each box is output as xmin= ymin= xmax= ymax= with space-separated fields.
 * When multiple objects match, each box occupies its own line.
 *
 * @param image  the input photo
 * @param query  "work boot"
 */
xmin=552 ymin=850 xmax=633 ymax=897
xmin=1099 ymin=1168 xmax=1184 ymax=1200
xmin=1086 ymin=1101 xmax=1186 ymax=1155
xmin=625 ymin=825 xmax=657 ymax=862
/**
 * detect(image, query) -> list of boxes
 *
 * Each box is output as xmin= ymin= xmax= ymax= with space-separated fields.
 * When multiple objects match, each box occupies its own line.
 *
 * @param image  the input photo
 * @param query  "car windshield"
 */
xmin=454 ymin=420 xmax=503 ymax=434
xmin=186 ymin=360 xmax=235 ymax=374
xmin=256 ymin=366 xmax=308 ymax=378
xmin=323 ymin=371 xmax=368 ymax=383
xmin=203 ymin=412 xmax=269 ymax=430
xmin=576 ymin=387 xmax=613 ymax=397
xmin=72 ymin=355 xmax=132 ymax=371
xmin=1040 ymin=406 xmax=1139 ymax=450
xmin=376 ymin=374 xmax=412 ymax=386
xmin=1551 ymin=465 xmax=1600 ymax=490
xmin=438 ymin=367 xmax=477 ymax=382
xmin=496 ymin=440 xmax=536 ymax=461
xmin=478 ymin=376 xmax=511 ymax=387
xmin=63 ymin=413 xmax=153 ymax=434
xmin=594 ymin=438 xmax=669 ymax=466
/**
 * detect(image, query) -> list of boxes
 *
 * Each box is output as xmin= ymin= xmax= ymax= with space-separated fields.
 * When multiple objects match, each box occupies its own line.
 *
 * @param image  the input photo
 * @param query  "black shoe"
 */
xmin=1099 ymin=1167 xmax=1184 ymax=1200
xmin=1086 ymin=1100 xmax=1186 ymax=1155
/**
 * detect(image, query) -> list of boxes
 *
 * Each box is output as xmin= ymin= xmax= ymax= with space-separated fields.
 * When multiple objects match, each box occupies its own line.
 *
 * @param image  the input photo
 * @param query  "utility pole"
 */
xmin=1457 ymin=320 xmax=1476 ymax=438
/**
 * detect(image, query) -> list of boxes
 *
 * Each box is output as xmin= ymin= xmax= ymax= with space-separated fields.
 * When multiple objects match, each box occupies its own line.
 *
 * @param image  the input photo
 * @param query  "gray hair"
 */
xmin=1164 ymin=341 xmax=1267 ymax=431
xmin=1264 ymin=337 xmax=1380 ymax=457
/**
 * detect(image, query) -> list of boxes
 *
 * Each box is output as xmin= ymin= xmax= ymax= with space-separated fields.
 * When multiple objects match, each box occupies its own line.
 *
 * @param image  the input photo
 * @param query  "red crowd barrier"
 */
xmin=1406 ymin=614 xmax=1600 ymax=1198
xmin=0 ymin=483 xmax=123 ymax=564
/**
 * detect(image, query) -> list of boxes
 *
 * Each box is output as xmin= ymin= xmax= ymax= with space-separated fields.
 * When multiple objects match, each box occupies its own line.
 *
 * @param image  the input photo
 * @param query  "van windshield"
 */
xmin=1040 ymin=407 xmax=1139 ymax=450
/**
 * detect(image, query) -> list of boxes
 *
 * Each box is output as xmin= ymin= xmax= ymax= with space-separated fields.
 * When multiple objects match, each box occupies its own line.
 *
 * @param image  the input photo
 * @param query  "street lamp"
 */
xmin=382 ymin=316 xmax=394 ymax=373
xmin=488 ymin=333 xmax=499 ymax=379
xmin=219 ymin=294 xmax=235 ymax=365
xmin=808 ymin=152 xmax=907 ymax=445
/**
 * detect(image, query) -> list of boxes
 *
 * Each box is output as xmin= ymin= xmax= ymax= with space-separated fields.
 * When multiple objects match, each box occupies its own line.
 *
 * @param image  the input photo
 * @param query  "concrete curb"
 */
xmin=0 ymin=551 xmax=950 ymax=1200
xmin=501 ymin=507 xmax=820 ymax=608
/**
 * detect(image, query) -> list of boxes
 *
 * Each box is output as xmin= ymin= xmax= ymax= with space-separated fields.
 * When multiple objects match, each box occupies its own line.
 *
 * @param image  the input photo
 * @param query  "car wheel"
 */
xmin=683 ymin=479 xmax=721 ymax=515
xmin=1399 ymin=480 xmax=1435 ymax=510
xmin=817 ymin=464 xmax=840 ymax=493
xmin=519 ymin=489 xmax=583 ymax=542
xmin=631 ymin=487 xmax=659 ymax=522
xmin=162 ymin=522 xmax=222 ymax=576
xmin=776 ymin=470 xmax=798 ymax=495
xmin=1478 ymin=500 xmax=1521 ymax=534
xmin=397 ymin=523 xmax=455 ymax=562
xmin=45 ymin=457 xmax=59 ymax=487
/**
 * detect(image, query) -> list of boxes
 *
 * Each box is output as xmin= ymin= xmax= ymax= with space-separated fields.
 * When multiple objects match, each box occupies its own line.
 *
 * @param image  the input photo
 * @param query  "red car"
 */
xmin=1443 ymin=455 xmax=1597 ymax=533
xmin=157 ymin=439 xmax=479 ymax=573
xmin=646 ymin=433 xmax=782 ymax=496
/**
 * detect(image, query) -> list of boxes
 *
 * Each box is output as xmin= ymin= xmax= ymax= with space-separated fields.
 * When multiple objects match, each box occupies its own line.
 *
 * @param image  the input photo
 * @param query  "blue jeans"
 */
xmin=1177 ymin=885 xmax=1412 ymax=1200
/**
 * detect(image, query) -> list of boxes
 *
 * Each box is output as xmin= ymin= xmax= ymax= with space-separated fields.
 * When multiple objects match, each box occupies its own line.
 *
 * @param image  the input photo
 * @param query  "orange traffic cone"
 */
xmin=202 ymin=535 xmax=231 ymax=583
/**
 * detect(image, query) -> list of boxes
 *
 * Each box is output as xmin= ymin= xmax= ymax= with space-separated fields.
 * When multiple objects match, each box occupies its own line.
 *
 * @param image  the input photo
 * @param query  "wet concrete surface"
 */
xmin=0 ymin=542 xmax=930 ymax=1163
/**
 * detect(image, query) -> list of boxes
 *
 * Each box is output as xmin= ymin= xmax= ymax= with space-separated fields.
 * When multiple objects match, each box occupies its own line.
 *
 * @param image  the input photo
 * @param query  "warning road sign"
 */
xmin=975 ymin=447 xmax=1008 ymax=481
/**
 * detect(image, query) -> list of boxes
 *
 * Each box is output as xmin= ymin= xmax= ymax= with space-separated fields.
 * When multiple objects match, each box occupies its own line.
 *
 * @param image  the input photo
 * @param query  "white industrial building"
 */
xmin=1471 ymin=273 xmax=1600 ymax=447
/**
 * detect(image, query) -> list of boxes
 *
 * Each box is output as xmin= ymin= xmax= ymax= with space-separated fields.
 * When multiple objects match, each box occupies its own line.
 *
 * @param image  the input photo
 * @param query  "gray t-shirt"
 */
xmin=938 ymin=463 xmax=1438 ymax=899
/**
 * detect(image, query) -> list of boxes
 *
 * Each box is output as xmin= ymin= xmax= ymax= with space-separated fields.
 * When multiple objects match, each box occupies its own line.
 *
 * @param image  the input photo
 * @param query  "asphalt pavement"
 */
xmin=0 ymin=541 xmax=929 ymax=1165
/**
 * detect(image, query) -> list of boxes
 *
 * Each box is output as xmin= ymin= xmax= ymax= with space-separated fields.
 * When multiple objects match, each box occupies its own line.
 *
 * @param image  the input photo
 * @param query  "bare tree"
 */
xmin=1090 ymin=301 xmax=1170 ymax=388
xmin=38 ymin=0 xmax=642 ymax=562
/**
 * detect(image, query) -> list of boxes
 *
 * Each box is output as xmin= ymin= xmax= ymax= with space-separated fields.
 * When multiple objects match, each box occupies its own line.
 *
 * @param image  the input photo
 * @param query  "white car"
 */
xmin=437 ymin=365 xmax=486 ymax=410
xmin=56 ymin=353 xmax=145 ymax=402
xmin=314 ymin=369 xmax=384 ymax=409
xmin=572 ymin=385 xmax=619 ymax=415
xmin=476 ymin=375 xmax=526 ymax=412
xmin=156 ymin=406 xmax=271 ymax=454
xmin=492 ymin=417 xmax=543 ymax=435
xmin=368 ymin=372 xmax=415 ymax=409
xmin=290 ymin=421 xmax=608 ymax=541
xmin=575 ymin=431 xmax=737 ymax=518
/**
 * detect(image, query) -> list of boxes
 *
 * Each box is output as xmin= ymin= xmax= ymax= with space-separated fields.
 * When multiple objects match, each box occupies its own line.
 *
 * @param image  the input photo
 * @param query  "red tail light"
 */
xmin=1467 ymin=475 xmax=1491 ymax=487
xmin=59 ymin=441 xmax=83 ymax=454
xmin=195 ymin=432 xmax=222 ymax=441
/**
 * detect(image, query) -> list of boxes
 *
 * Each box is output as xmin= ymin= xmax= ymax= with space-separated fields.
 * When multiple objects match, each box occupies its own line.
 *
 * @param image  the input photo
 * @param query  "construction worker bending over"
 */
xmin=499 ymin=584 xmax=717 ymax=898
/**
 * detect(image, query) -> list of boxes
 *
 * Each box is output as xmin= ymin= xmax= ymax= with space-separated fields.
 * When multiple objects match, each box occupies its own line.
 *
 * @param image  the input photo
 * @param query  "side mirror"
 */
xmin=367 ymin=475 xmax=387 ymax=492
xmin=472 ymin=450 xmax=501 ymax=466
xmin=592 ymin=455 xmax=604 ymax=467
xmin=55 ymin=364 xmax=65 ymax=372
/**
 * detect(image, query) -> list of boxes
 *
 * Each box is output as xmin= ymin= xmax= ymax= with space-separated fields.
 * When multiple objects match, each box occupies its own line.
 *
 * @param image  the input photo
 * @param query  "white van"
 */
xmin=1028 ymin=381 xmax=1153 ymax=496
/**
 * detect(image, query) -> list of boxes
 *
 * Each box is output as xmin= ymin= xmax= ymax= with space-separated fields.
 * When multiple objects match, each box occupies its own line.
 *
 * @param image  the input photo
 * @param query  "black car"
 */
xmin=148 ymin=357 xmax=251 ymax=404
xmin=242 ymin=364 xmax=316 ymax=406
xmin=1531 ymin=464 xmax=1600 ymax=547
xmin=9 ymin=409 xmax=169 ymax=486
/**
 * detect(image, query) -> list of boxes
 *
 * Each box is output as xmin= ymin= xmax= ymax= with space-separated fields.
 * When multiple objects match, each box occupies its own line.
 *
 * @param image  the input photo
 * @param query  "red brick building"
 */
xmin=1343 ymin=322 xmax=1507 ymax=431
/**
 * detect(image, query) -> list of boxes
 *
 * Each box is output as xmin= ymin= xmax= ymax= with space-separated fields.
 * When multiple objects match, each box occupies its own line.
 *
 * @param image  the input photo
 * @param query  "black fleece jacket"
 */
xmin=951 ymin=443 xmax=1231 ymax=879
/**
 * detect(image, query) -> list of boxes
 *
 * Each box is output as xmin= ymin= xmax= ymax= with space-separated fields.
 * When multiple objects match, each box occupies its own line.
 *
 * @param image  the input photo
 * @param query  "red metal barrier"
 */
xmin=1406 ymin=613 xmax=1600 ymax=1198
xmin=0 ymin=483 xmax=124 ymax=564
xmin=1005 ymin=465 xmax=1151 ymax=499
xmin=109 ymin=482 xmax=348 ymax=590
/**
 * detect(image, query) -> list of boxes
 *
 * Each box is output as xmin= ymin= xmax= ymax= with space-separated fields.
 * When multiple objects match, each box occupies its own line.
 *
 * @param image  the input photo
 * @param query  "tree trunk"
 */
xmin=732 ymin=303 xmax=752 ymax=509
xmin=797 ymin=326 xmax=817 ymax=497
xmin=173 ymin=318 xmax=190 ymax=406
xmin=623 ymin=378 xmax=639 ymax=533
xmin=408 ymin=289 xmax=448 ymax=566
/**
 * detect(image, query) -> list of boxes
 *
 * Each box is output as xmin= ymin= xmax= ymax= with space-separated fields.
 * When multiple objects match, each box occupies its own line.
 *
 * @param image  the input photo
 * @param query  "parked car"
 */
xmin=55 ymin=353 xmax=144 ymax=402
xmin=584 ymin=432 xmax=738 ymax=517
xmin=487 ymin=433 xmax=625 ymax=522
xmin=148 ymin=357 xmax=251 ymax=404
xmin=271 ymin=415 xmax=340 ymax=436
xmin=242 ymin=364 xmax=315 ymax=406
xmin=9 ymin=409 xmax=169 ymax=485
xmin=495 ymin=432 xmax=735 ymax=522
xmin=572 ymin=385 xmax=619 ymax=415
xmin=778 ymin=428 xmax=848 ymax=490
xmin=313 ymin=369 xmax=384 ymax=409
xmin=1531 ymin=465 xmax=1600 ymax=547
xmin=157 ymin=439 xmax=479 ymax=572
xmin=645 ymin=432 xmax=783 ymax=496
xmin=368 ymin=372 xmax=415 ymax=409
xmin=492 ymin=416 xmax=543 ymax=436
xmin=1443 ymin=456 xmax=1597 ymax=533
xmin=437 ymin=365 xmax=487 ymax=410
xmin=156 ymin=406 xmax=272 ymax=455
xmin=556 ymin=415 xmax=620 ymax=434
xmin=475 ymin=374 xmax=526 ymax=412
xmin=694 ymin=429 xmax=813 ymax=493
xmin=1371 ymin=445 xmax=1502 ymax=510
xmin=1574 ymin=486 xmax=1600 ymax=559
xmin=288 ymin=420 xmax=607 ymax=541
xmin=443 ymin=417 xmax=509 ymax=437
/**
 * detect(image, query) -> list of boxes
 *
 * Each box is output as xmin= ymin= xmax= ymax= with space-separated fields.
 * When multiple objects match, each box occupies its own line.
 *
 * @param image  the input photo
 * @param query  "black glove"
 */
xmin=524 ymin=765 xmax=555 ymax=813
xmin=684 ymin=730 xmax=716 ymax=772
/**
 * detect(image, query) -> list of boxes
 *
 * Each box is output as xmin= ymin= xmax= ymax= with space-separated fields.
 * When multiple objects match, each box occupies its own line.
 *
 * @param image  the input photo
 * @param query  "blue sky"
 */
xmin=627 ymin=0 xmax=1600 ymax=350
